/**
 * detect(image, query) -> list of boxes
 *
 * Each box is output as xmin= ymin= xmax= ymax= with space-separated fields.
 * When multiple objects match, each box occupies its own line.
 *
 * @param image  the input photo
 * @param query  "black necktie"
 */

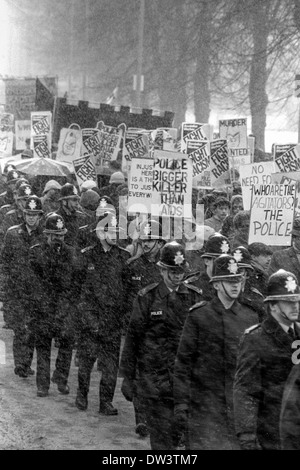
xmin=288 ymin=327 xmax=296 ymax=340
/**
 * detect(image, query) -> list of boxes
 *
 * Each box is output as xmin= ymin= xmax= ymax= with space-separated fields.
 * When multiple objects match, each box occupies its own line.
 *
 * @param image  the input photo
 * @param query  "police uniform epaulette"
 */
xmin=30 ymin=243 xmax=42 ymax=250
xmin=138 ymin=282 xmax=160 ymax=297
xmin=81 ymin=245 xmax=96 ymax=254
xmin=185 ymin=283 xmax=203 ymax=295
xmin=6 ymin=209 xmax=16 ymax=216
xmin=244 ymin=324 xmax=261 ymax=335
xmin=189 ymin=301 xmax=207 ymax=312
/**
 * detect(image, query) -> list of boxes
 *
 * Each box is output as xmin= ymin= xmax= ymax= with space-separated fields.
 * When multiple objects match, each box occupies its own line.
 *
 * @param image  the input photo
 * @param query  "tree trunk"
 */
xmin=249 ymin=1 xmax=269 ymax=151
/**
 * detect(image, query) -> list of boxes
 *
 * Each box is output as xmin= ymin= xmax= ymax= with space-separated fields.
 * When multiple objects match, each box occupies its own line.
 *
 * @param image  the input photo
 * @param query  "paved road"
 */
xmin=0 ymin=307 xmax=150 ymax=450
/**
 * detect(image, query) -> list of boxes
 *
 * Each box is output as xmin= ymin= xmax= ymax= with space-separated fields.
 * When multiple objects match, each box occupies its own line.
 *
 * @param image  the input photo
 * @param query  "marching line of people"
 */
xmin=1 ymin=164 xmax=300 ymax=450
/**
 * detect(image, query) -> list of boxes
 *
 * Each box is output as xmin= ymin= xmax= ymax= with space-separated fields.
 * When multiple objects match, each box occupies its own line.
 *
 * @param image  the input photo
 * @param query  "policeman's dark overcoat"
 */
xmin=173 ymin=295 xmax=258 ymax=450
xmin=233 ymin=314 xmax=297 ymax=450
xmin=120 ymin=280 xmax=202 ymax=401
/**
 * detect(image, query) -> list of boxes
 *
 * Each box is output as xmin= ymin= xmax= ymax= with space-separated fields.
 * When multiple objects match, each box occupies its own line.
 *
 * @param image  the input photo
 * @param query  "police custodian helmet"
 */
xmin=201 ymin=233 xmax=230 ymax=259
xmin=210 ymin=254 xmax=243 ymax=283
xmin=232 ymin=246 xmax=253 ymax=271
xmin=43 ymin=213 xmax=67 ymax=235
xmin=264 ymin=269 xmax=300 ymax=302
xmin=23 ymin=195 xmax=44 ymax=214
xmin=157 ymin=241 xmax=188 ymax=270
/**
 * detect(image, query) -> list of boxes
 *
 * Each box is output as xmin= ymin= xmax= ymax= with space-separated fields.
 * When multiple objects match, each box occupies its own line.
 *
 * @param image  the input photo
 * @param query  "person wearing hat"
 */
xmin=204 ymin=196 xmax=230 ymax=233
xmin=173 ymin=254 xmax=258 ymax=450
xmin=98 ymin=171 xmax=126 ymax=209
xmin=57 ymin=182 xmax=92 ymax=251
xmin=41 ymin=179 xmax=62 ymax=215
xmin=120 ymin=241 xmax=202 ymax=450
xmin=0 ymin=169 xmax=22 ymax=208
xmin=80 ymin=179 xmax=99 ymax=194
xmin=123 ymin=219 xmax=167 ymax=437
xmin=185 ymin=233 xmax=231 ymax=301
xmin=1 ymin=195 xmax=44 ymax=373
xmin=233 ymin=269 xmax=300 ymax=450
xmin=268 ymin=217 xmax=300 ymax=286
xmin=75 ymin=210 xmax=131 ymax=415
xmin=29 ymin=213 xmax=79 ymax=397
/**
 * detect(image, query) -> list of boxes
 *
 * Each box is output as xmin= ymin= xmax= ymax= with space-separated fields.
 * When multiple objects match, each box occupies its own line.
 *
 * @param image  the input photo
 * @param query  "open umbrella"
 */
xmin=14 ymin=157 xmax=73 ymax=177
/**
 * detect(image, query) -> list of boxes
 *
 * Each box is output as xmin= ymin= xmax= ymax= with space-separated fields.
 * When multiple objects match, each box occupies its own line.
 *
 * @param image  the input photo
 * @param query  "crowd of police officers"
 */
xmin=2 ymin=163 xmax=300 ymax=450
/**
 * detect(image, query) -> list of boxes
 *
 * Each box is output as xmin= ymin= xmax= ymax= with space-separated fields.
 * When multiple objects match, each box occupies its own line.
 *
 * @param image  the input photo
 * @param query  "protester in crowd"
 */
xmin=120 ymin=241 xmax=202 ymax=450
xmin=173 ymin=254 xmax=258 ymax=450
xmin=1 ymin=195 xmax=44 ymax=375
xmin=234 ymin=269 xmax=300 ymax=450
xmin=41 ymin=179 xmax=62 ymax=215
xmin=0 ymin=162 xmax=16 ymax=195
xmin=204 ymin=196 xmax=230 ymax=233
xmin=0 ymin=169 xmax=22 ymax=207
xmin=268 ymin=218 xmax=300 ymax=285
xmin=99 ymin=171 xmax=126 ymax=208
xmin=75 ymin=210 xmax=131 ymax=415
xmin=221 ymin=194 xmax=244 ymax=239
xmin=29 ymin=213 xmax=79 ymax=397
xmin=200 ymin=193 xmax=216 ymax=220
xmin=80 ymin=179 xmax=99 ymax=194
xmin=230 ymin=210 xmax=251 ymax=249
xmin=79 ymin=189 xmax=100 ymax=222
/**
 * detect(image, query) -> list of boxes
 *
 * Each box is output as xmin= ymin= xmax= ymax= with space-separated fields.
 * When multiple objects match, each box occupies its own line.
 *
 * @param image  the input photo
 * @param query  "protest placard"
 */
xmin=31 ymin=111 xmax=52 ymax=158
xmin=15 ymin=120 xmax=31 ymax=150
xmin=96 ymin=122 xmax=125 ymax=161
xmin=56 ymin=126 xmax=82 ymax=163
xmin=151 ymin=150 xmax=193 ymax=219
xmin=152 ymin=128 xmax=177 ymax=151
xmin=73 ymin=155 xmax=97 ymax=187
xmin=180 ymin=122 xmax=213 ymax=153
xmin=271 ymin=171 xmax=300 ymax=218
xmin=4 ymin=78 xmax=36 ymax=120
xmin=185 ymin=139 xmax=211 ymax=189
xmin=0 ymin=131 xmax=13 ymax=156
xmin=239 ymin=161 xmax=275 ymax=210
xmin=0 ymin=113 xmax=14 ymax=132
xmin=122 ymin=131 xmax=150 ymax=176
xmin=127 ymin=158 xmax=153 ymax=214
xmin=210 ymin=139 xmax=230 ymax=188
xmin=32 ymin=135 xmax=51 ymax=158
xmin=81 ymin=128 xmax=101 ymax=158
xmin=274 ymin=143 xmax=300 ymax=172
xmin=249 ymin=183 xmax=295 ymax=246
xmin=219 ymin=118 xmax=249 ymax=171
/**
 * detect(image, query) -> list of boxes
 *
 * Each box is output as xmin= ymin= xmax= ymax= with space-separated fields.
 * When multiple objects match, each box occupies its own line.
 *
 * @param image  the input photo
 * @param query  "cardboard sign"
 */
xmin=219 ymin=118 xmax=248 ymax=149
xmin=239 ymin=161 xmax=275 ymax=210
xmin=31 ymin=111 xmax=52 ymax=158
xmin=96 ymin=121 xmax=125 ymax=162
xmin=186 ymin=140 xmax=211 ymax=189
xmin=127 ymin=158 xmax=153 ymax=214
xmin=32 ymin=135 xmax=51 ymax=158
xmin=15 ymin=120 xmax=31 ymax=150
xmin=274 ymin=143 xmax=300 ymax=172
xmin=4 ymin=78 xmax=36 ymax=120
xmin=81 ymin=128 xmax=101 ymax=158
xmin=56 ymin=127 xmax=82 ymax=163
xmin=180 ymin=122 xmax=213 ymax=153
xmin=73 ymin=155 xmax=97 ymax=187
xmin=271 ymin=171 xmax=300 ymax=218
xmin=0 ymin=131 xmax=13 ymax=156
xmin=249 ymin=184 xmax=295 ymax=246
xmin=151 ymin=128 xmax=178 ymax=151
xmin=151 ymin=150 xmax=193 ymax=218
xmin=210 ymin=139 xmax=230 ymax=188
xmin=0 ymin=113 xmax=14 ymax=132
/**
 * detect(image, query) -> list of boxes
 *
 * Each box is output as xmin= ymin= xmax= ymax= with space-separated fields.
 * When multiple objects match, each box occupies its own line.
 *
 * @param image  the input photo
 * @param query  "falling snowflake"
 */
xmin=143 ymin=223 xmax=151 ymax=236
xmin=28 ymin=199 xmax=37 ymax=210
xmin=25 ymin=186 xmax=32 ymax=195
xmin=228 ymin=259 xmax=238 ymax=274
xmin=56 ymin=219 xmax=64 ymax=230
xmin=100 ymin=199 xmax=107 ymax=208
xmin=174 ymin=251 xmax=185 ymax=266
xmin=285 ymin=276 xmax=297 ymax=293
xmin=233 ymin=249 xmax=243 ymax=263
xmin=72 ymin=186 xmax=78 ymax=195
xmin=221 ymin=240 xmax=229 ymax=253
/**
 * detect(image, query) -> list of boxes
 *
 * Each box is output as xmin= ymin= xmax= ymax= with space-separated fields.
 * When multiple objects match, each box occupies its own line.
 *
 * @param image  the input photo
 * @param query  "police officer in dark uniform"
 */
xmin=185 ymin=232 xmax=231 ymax=300
xmin=234 ymin=269 xmax=300 ymax=450
xmin=120 ymin=241 xmax=202 ymax=450
xmin=0 ymin=184 xmax=33 ymax=242
xmin=75 ymin=210 xmax=131 ymax=415
xmin=0 ymin=177 xmax=30 ymax=225
xmin=57 ymin=182 xmax=92 ymax=250
xmin=0 ymin=163 xmax=16 ymax=195
xmin=0 ymin=169 xmax=21 ymax=208
xmin=1 ymin=195 xmax=44 ymax=376
xmin=29 ymin=213 xmax=79 ymax=397
xmin=173 ymin=254 xmax=258 ymax=450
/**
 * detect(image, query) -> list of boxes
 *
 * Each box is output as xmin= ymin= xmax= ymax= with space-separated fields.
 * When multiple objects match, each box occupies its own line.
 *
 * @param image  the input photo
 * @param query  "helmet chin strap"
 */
xmin=221 ymin=281 xmax=236 ymax=300
xmin=278 ymin=304 xmax=295 ymax=323
xmin=145 ymin=239 xmax=159 ymax=256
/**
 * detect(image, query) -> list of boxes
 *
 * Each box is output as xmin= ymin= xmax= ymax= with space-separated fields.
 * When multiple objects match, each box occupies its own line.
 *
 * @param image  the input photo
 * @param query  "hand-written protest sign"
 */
xmin=127 ymin=158 xmax=153 ymax=214
xmin=151 ymin=150 xmax=193 ymax=219
xmin=274 ymin=144 xmax=300 ymax=172
xmin=186 ymin=140 xmax=211 ymax=189
xmin=271 ymin=171 xmax=300 ymax=218
xmin=180 ymin=122 xmax=212 ymax=153
xmin=219 ymin=118 xmax=248 ymax=149
xmin=96 ymin=121 xmax=126 ymax=161
xmin=240 ymin=161 xmax=275 ymax=211
xmin=0 ymin=113 xmax=14 ymax=132
xmin=123 ymin=132 xmax=149 ymax=177
xmin=15 ymin=120 xmax=31 ymax=150
xmin=56 ymin=127 xmax=82 ymax=163
xmin=210 ymin=139 xmax=230 ymax=188
xmin=31 ymin=111 xmax=52 ymax=158
xmin=73 ymin=155 xmax=97 ymax=187
xmin=249 ymin=184 xmax=295 ymax=246
xmin=0 ymin=131 xmax=13 ymax=156
xmin=81 ymin=129 xmax=101 ymax=158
